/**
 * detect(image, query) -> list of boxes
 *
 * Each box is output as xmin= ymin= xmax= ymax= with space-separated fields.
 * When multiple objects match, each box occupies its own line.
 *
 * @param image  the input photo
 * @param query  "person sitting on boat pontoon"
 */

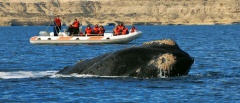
xmin=93 ymin=24 xmax=99 ymax=34
xmin=117 ymin=22 xmax=124 ymax=31
xmin=98 ymin=25 xmax=105 ymax=36
xmin=72 ymin=19 xmax=80 ymax=34
xmin=130 ymin=26 xmax=137 ymax=33
xmin=53 ymin=15 xmax=61 ymax=36
xmin=122 ymin=26 xmax=129 ymax=35
xmin=113 ymin=26 xmax=120 ymax=36
xmin=85 ymin=25 xmax=93 ymax=36
xmin=117 ymin=22 xmax=125 ymax=35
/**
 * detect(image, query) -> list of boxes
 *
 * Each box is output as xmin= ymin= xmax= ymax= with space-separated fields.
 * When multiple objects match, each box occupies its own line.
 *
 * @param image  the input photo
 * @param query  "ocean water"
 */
xmin=0 ymin=25 xmax=239 ymax=102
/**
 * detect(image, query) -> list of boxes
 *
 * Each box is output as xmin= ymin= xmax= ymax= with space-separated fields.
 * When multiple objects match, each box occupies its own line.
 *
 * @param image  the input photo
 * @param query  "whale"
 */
xmin=57 ymin=39 xmax=194 ymax=78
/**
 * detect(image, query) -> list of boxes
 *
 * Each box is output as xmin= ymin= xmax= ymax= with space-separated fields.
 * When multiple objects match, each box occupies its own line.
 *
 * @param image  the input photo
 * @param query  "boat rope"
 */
xmin=45 ymin=11 xmax=53 ymax=31
xmin=45 ymin=19 xmax=52 ymax=31
xmin=44 ymin=0 xmax=62 ymax=34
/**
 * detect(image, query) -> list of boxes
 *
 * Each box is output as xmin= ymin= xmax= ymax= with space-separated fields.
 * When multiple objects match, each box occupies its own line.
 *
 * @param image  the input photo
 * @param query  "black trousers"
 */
xmin=54 ymin=26 xmax=60 ymax=36
xmin=73 ymin=28 xmax=79 ymax=34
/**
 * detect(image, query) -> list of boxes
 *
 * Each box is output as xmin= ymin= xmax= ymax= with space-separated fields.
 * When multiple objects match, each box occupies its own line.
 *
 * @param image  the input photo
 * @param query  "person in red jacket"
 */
xmin=53 ymin=15 xmax=61 ymax=36
xmin=117 ymin=22 xmax=124 ymax=34
xmin=93 ymin=24 xmax=99 ymax=34
xmin=130 ymin=26 xmax=137 ymax=33
xmin=113 ymin=26 xmax=120 ymax=36
xmin=98 ymin=25 xmax=105 ymax=36
xmin=72 ymin=19 xmax=80 ymax=35
xmin=85 ymin=25 xmax=93 ymax=36
xmin=117 ymin=22 xmax=124 ymax=30
xmin=122 ymin=26 xmax=129 ymax=35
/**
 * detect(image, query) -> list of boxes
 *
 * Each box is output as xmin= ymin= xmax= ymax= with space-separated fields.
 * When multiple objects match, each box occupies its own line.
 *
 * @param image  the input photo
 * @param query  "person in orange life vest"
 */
xmin=53 ymin=15 xmax=61 ymax=36
xmin=122 ymin=26 xmax=129 ymax=35
xmin=98 ymin=25 xmax=105 ymax=36
xmin=117 ymin=22 xmax=124 ymax=31
xmin=130 ymin=26 xmax=137 ymax=33
xmin=113 ymin=26 xmax=120 ymax=36
xmin=72 ymin=19 xmax=80 ymax=34
xmin=85 ymin=25 xmax=93 ymax=35
xmin=93 ymin=24 xmax=99 ymax=34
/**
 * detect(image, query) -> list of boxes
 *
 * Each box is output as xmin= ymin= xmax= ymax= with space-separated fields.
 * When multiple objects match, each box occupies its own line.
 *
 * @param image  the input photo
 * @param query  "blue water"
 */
xmin=0 ymin=25 xmax=239 ymax=102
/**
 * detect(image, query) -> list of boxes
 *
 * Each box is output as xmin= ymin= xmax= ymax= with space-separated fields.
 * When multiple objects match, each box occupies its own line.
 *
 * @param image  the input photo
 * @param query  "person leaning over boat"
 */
xmin=98 ymin=25 xmax=105 ymax=36
xmin=130 ymin=26 xmax=137 ymax=33
xmin=85 ymin=25 xmax=93 ymax=36
xmin=72 ymin=19 xmax=80 ymax=35
xmin=122 ymin=26 xmax=129 ymax=35
xmin=53 ymin=15 xmax=61 ymax=36
xmin=93 ymin=24 xmax=99 ymax=34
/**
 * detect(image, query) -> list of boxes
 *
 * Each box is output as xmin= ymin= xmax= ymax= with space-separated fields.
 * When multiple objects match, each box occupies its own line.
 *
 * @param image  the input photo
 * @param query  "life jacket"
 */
xmin=72 ymin=21 xmax=79 ymax=28
xmin=130 ymin=27 xmax=137 ymax=33
xmin=93 ymin=26 xmax=99 ymax=34
xmin=114 ymin=28 xmax=120 ymax=35
xmin=54 ymin=18 xmax=61 ymax=26
xmin=122 ymin=28 xmax=129 ymax=35
xmin=98 ymin=27 xmax=105 ymax=34
xmin=117 ymin=25 xmax=123 ymax=30
xmin=85 ymin=27 xmax=92 ymax=35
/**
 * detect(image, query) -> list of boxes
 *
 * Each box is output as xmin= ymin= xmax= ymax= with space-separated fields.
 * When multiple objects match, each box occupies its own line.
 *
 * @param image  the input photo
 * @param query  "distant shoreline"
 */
xmin=0 ymin=0 xmax=240 ymax=26
xmin=1 ymin=21 xmax=240 ymax=26
xmin=1 ymin=22 xmax=240 ymax=27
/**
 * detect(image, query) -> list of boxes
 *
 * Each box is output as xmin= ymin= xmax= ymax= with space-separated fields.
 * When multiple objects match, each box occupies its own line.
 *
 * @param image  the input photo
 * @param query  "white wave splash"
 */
xmin=51 ymin=73 xmax=129 ymax=78
xmin=0 ymin=71 xmax=58 ymax=79
xmin=0 ymin=71 xmax=130 ymax=79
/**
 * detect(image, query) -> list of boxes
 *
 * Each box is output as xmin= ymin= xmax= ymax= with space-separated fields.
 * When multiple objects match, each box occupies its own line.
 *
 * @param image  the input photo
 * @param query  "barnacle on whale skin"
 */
xmin=143 ymin=39 xmax=176 ymax=46
xmin=148 ymin=53 xmax=176 ymax=77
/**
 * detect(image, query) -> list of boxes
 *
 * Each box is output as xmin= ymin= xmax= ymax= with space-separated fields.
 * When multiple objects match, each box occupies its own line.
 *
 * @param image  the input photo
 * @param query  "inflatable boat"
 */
xmin=30 ymin=31 xmax=142 ymax=44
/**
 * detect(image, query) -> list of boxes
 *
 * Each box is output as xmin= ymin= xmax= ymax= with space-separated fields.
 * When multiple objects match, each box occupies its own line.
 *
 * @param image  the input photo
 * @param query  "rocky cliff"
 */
xmin=0 ymin=0 xmax=240 ymax=26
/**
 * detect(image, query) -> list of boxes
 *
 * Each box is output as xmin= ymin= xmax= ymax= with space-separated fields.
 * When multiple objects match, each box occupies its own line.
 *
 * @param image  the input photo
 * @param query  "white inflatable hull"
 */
xmin=30 ymin=31 xmax=142 ymax=44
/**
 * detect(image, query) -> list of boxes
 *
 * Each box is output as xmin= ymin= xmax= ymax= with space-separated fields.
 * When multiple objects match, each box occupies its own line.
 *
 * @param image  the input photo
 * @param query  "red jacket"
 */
xmin=122 ymin=28 xmax=129 ymax=35
xmin=72 ymin=21 xmax=79 ymax=28
xmin=130 ymin=28 xmax=137 ymax=33
xmin=54 ymin=18 xmax=61 ymax=26
xmin=85 ymin=27 xmax=92 ymax=35
xmin=114 ymin=28 xmax=120 ymax=35
xmin=99 ymin=27 xmax=105 ymax=34
xmin=93 ymin=26 xmax=99 ymax=34
xmin=117 ymin=25 xmax=123 ymax=30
